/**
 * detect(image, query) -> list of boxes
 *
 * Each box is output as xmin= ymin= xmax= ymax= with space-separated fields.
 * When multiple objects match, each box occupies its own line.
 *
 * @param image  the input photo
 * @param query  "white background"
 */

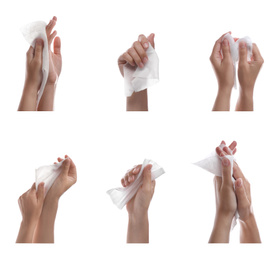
xmin=0 ymin=0 xmax=278 ymax=259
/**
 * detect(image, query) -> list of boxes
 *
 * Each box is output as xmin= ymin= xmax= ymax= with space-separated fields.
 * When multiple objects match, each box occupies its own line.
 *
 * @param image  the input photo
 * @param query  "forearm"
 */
xmin=16 ymin=221 xmax=36 ymax=243
xmin=209 ymin=214 xmax=232 ymax=243
xmin=18 ymin=83 xmax=38 ymax=111
xmin=239 ymin=214 xmax=261 ymax=243
xmin=212 ymin=89 xmax=231 ymax=111
xmin=127 ymin=213 xmax=149 ymax=243
xmin=33 ymin=198 xmax=58 ymax=243
xmin=235 ymin=89 xmax=254 ymax=111
xmin=126 ymin=90 xmax=148 ymax=111
xmin=37 ymin=83 xmax=56 ymax=111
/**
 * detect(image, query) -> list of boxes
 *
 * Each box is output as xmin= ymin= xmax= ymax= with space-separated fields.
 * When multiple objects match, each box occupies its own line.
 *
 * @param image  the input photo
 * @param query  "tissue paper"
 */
xmin=107 ymin=159 xmax=165 ymax=209
xmin=21 ymin=21 xmax=49 ymax=106
xmin=124 ymin=44 xmax=159 ymax=97
xmin=35 ymin=160 xmax=64 ymax=195
xmin=194 ymin=144 xmax=238 ymax=228
xmin=222 ymin=33 xmax=253 ymax=89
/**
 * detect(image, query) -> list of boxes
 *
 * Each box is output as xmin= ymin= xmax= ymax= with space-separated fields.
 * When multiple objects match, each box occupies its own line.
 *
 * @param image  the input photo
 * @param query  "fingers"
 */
xmin=53 ymin=37 xmax=61 ymax=55
xmin=229 ymin=141 xmax=237 ymax=152
xmin=36 ymin=182 xmax=45 ymax=203
xmin=252 ymin=43 xmax=264 ymax=63
xmin=232 ymin=163 xmax=245 ymax=180
xmin=146 ymin=33 xmax=155 ymax=48
xmin=121 ymin=165 xmax=141 ymax=187
xmin=61 ymin=158 xmax=71 ymax=177
xmin=26 ymin=46 xmax=34 ymax=62
xmin=119 ymin=52 xmax=135 ymax=66
xmin=127 ymin=47 xmax=144 ymax=68
xmin=133 ymin=40 xmax=148 ymax=65
xmin=34 ymin=38 xmax=44 ymax=61
xmin=235 ymin=178 xmax=250 ymax=208
xmin=30 ymin=182 xmax=36 ymax=192
xmin=221 ymin=38 xmax=231 ymax=61
xmin=221 ymin=157 xmax=233 ymax=187
xmin=46 ymin=16 xmax=57 ymax=36
xmin=138 ymin=34 xmax=150 ymax=49
xmin=211 ymin=32 xmax=231 ymax=61
xmin=142 ymin=164 xmax=152 ymax=192
xmin=49 ymin=31 xmax=57 ymax=45
xmin=238 ymin=41 xmax=248 ymax=65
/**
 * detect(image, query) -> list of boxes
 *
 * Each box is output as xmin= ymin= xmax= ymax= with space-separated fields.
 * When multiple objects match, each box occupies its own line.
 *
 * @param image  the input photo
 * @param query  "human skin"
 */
xmin=121 ymin=164 xmax=155 ymax=243
xmin=210 ymin=32 xmax=235 ymax=111
xmin=236 ymin=42 xmax=264 ymax=111
xmin=209 ymin=141 xmax=261 ymax=243
xmin=18 ymin=16 xmax=61 ymax=111
xmin=16 ymin=183 xmax=45 ymax=243
xmin=18 ymin=39 xmax=44 ymax=111
xmin=38 ymin=16 xmax=62 ymax=111
xmin=33 ymin=156 xmax=77 ymax=243
xmin=118 ymin=33 xmax=155 ymax=111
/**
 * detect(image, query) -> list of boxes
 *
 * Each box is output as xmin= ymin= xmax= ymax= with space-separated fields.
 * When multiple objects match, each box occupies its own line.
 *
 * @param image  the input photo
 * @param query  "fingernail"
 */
xmin=222 ymin=157 xmax=230 ymax=166
xmin=239 ymin=41 xmax=246 ymax=49
xmin=143 ymin=57 xmax=148 ymax=63
xmin=223 ymin=38 xmax=228 ymax=46
xmin=124 ymin=180 xmax=127 ymax=186
xmin=236 ymin=178 xmax=243 ymax=187
xmin=144 ymin=43 xmax=149 ymax=49
xmin=139 ymin=62 xmax=144 ymax=68
xmin=128 ymin=176 xmax=131 ymax=182
xmin=133 ymin=168 xmax=137 ymax=173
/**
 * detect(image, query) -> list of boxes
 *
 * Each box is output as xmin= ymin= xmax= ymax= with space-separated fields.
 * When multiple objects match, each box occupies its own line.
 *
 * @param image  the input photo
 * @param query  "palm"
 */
xmin=48 ymin=51 xmax=62 ymax=84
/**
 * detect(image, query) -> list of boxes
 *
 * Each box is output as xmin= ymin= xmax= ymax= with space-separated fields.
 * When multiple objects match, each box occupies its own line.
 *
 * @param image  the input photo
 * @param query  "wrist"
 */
xmin=215 ymin=211 xmax=234 ymax=228
xmin=23 ymin=80 xmax=39 ymax=98
xmin=128 ymin=211 xmax=148 ymax=225
xmin=239 ymin=88 xmax=254 ymax=101
xmin=21 ymin=219 xmax=37 ymax=231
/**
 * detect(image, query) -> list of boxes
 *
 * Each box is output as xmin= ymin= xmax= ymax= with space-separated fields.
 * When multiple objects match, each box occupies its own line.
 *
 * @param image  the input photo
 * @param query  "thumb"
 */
xmin=36 ymin=182 xmax=45 ymax=203
xmin=61 ymin=158 xmax=70 ymax=177
xmin=238 ymin=41 xmax=247 ymax=65
xmin=142 ymin=164 xmax=152 ymax=192
xmin=147 ymin=33 xmax=155 ymax=49
xmin=235 ymin=178 xmax=249 ymax=208
xmin=34 ymin=38 xmax=44 ymax=61
xmin=221 ymin=38 xmax=231 ymax=61
xmin=221 ymin=157 xmax=233 ymax=187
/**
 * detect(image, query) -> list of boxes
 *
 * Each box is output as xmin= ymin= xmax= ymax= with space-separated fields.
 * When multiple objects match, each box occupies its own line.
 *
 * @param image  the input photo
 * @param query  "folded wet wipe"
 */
xmin=35 ymin=160 xmax=64 ymax=195
xmin=222 ymin=33 xmax=253 ymax=89
xmin=21 ymin=21 xmax=49 ymax=107
xmin=194 ymin=144 xmax=238 ymax=228
xmin=107 ymin=159 xmax=165 ymax=209
xmin=124 ymin=44 xmax=159 ymax=97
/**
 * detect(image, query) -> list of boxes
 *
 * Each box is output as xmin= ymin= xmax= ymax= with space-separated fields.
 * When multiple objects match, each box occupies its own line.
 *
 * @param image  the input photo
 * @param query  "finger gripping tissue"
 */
xmin=21 ymin=21 xmax=49 ymax=107
xmin=222 ymin=33 xmax=253 ymax=89
xmin=124 ymin=44 xmax=159 ymax=97
xmin=107 ymin=159 xmax=165 ymax=209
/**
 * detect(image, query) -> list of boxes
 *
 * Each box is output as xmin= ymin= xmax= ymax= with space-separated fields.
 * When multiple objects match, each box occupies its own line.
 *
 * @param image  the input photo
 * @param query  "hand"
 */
xmin=214 ymin=157 xmax=237 ymax=222
xmin=47 ymin=155 xmax=77 ymax=200
xmin=121 ymin=164 xmax=155 ymax=218
xmin=46 ymin=16 xmax=62 ymax=86
xmin=18 ymin=183 xmax=45 ymax=226
xmin=118 ymin=33 xmax=155 ymax=77
xmin=236 ymin=42 xmax=264 ymax=111
xmin=210 ymin=32 xmax=235 ymax=94
xmin=24 ymin=39 xmax=44 ymax=92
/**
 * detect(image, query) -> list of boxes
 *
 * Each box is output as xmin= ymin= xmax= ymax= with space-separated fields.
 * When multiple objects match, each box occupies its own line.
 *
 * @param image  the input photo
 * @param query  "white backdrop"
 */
xmin=0 ymin=0 xmax=278 ymax=259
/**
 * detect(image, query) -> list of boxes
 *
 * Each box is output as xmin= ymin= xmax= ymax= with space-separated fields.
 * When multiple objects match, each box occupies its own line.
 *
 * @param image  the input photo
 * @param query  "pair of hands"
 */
xmin=118 ymin=33 xmax=155 ymax=111
xmin=210 ymin=141 xmax=260 ymax=243
xmin=211 ymin=32 xmax=264 ymax=111
xmin=17 ymin=156 xmax=77 ymax=243
xmin=19 ymin=16 xmax=62 ymax=111
xmin=214 ymin=141 xmax=252 ymax=223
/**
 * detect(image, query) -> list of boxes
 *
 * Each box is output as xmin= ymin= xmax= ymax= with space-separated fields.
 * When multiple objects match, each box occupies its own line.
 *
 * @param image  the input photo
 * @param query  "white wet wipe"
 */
xmin=35 ymin=160 xmax=64 ymax=196
xmin=194 ymin=144 xmax=238 ymax=229
xmin=124 ymin=44 xmax=159 ymax=97
xmin=222 ymin=33 xmax=253 ymax=89
xmin=107 ymin=159 xmax=165 ymax=209
xmin=21 ymin=21 xmax=49 ymax=107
